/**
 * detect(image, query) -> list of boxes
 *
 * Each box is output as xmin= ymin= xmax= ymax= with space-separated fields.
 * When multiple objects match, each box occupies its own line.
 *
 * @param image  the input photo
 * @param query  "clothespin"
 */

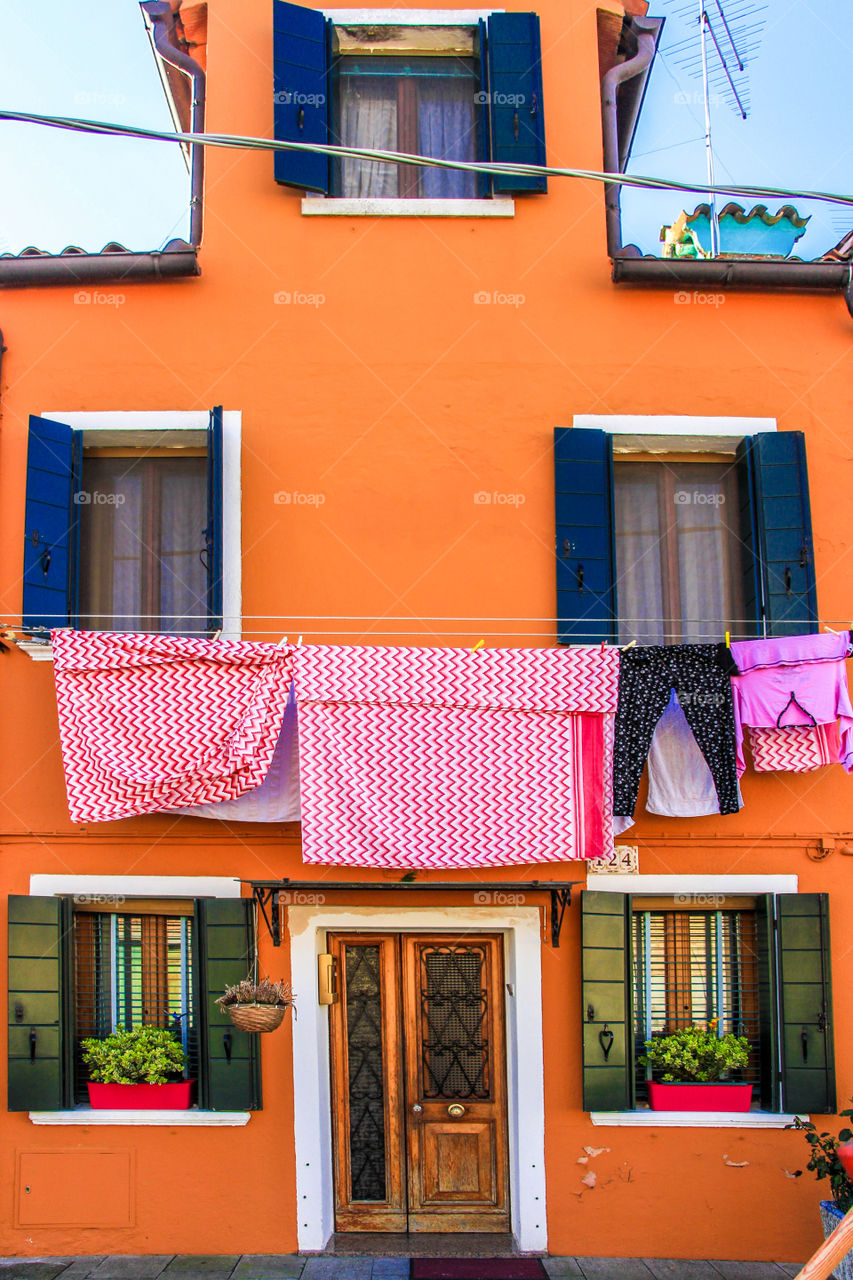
xmin=600 ymin=640 xmax=607 ymax=651
xmin=471 ymin=639 xmax=485 ymax=653
xmin=277 ymin=635 xmax=289 ymax=647
xmin=297 ymin=635 xmax=303 ymax=646
xmin=824 ymin=625 xmax=840 ymax=635
xmin=725 ymin=630 xmax=731 ymax=649
xmin=211 ymin=628 xmax=222 ymax=642
xmin=623 ymin=639 xmax=637 ymax=650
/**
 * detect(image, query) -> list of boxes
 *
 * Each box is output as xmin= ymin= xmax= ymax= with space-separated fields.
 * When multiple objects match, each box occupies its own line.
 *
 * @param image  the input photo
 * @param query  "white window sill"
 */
xmin=301 ymin=196 xmax=515 ymax=218
xmin=591 ymin=1110 xmax=803 ymax=1128
xmin=29 ymin=1109 xmax=251 ymax=1126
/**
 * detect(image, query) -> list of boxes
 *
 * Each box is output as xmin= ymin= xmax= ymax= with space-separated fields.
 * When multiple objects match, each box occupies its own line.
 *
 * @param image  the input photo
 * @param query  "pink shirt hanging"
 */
xmin=730 ymin=632 xmax=853 ymax=776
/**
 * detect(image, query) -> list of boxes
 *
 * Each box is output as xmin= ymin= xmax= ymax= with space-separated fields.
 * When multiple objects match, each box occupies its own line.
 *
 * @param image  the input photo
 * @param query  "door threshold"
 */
xmin=323 ymin=1233 xmax=527 ymax=1258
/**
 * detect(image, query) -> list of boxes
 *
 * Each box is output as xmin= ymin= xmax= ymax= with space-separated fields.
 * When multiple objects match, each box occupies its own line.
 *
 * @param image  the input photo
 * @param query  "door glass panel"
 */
xmin=344 ymin=945 xmax=387 ymax=1201
xmin=420 ymin=944 xmax=490 ymax=1099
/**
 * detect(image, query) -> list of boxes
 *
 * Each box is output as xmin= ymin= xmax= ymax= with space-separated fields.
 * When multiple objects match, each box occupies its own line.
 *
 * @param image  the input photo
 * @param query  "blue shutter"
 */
xmin=555 ymin=428 xmax=616 ymax=644
xmin=486 ymin=13 xmax=547 ymax=194
xmin=205 ymin=406 xmax=224 ymax=634
xmin=273 ymin=0 xmax=331 ymax=194
xmin=743 ymin=432 xmax=818 ymax=636
xmin=22 ymin=415 xmax=81 ymax=635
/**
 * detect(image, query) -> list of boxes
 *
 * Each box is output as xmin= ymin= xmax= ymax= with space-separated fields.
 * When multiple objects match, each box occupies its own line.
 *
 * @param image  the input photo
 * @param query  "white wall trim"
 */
xmin=591 ymin=1111 xmax=803 ymax=1128
xmin=323 ymin=9 xmax=500 ymax=23
xmin=39 ymin=410 xmax=242 ymax=643
xmin=572 ymin=415 xmax=777 ymax=436
xmin=29 ymin=1110 xmax=250 ymax=1126
xmin=288 ymin=905 xmax=547 ymax=1254
xmin=586 ymin=874 xmax=798 ymax=896
xmin=30 ymin=875 xmax=241 ymax=900
xmin=302 ymin=197 xmax=514 ymax=218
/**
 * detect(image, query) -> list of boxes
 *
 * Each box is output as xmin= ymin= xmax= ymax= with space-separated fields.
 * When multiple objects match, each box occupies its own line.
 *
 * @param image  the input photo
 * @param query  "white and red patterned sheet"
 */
xmin=294 ymin=645 xmax=619 ymax=868
xmin=52 ymin=630 xmax=294 ymax=823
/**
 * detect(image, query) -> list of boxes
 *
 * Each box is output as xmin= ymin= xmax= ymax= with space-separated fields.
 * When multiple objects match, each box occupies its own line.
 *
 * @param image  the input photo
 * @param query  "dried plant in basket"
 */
xmin=216 ymin=977 xmax=295 ymax=1033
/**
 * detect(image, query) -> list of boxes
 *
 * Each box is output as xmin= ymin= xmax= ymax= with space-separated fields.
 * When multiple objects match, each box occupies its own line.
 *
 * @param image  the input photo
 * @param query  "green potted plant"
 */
xmin=791 ymin=1106 xmax=853 ymax=1280
xmin=216 ymin=976 xmax=295 ymax=1033
xmin=643 ymin=1021 xmax=752 ymax=1111
xmin=82 ymin=1026 xmax=192 ymax=1110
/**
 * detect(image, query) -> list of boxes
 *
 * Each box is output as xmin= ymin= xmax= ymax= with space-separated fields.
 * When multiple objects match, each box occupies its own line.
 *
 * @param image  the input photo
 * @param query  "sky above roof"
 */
xmin=622 ymin=0 xmax=853 ymax=259
xmin=0 ymin=0 xmax=189 ymax=254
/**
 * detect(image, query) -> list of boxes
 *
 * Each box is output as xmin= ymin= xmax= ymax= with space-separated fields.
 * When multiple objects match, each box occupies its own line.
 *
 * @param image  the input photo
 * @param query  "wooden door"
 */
xmin=402 ymin=935 xmax=510 ymax=1232
xmin=328 ymin=932 xmax=510 ymax=1234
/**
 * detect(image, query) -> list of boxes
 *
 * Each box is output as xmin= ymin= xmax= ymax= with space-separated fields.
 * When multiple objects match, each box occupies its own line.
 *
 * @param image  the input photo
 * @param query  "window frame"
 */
xmin=9 ymin=877 xmax=259 ymax=1124
xmin=581 ymin=876 xmax=836 ymax=1127
xmin=273 ymin=3 xmax=546 ymax=215
xmin=19 ymin=410 xmax=242 ymax=660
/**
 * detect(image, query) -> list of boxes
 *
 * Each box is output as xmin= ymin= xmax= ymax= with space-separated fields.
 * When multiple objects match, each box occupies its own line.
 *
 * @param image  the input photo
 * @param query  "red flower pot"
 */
xmin=647 ymin=1081 xmax=753 ymax=1112
xmin=87 ymin=1081 xmax=194 ymax=1110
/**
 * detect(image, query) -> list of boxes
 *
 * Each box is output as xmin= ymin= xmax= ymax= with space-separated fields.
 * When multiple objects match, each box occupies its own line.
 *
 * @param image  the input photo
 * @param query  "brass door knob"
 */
xmin=447 ymin=1103 xmax=466 ymax=1117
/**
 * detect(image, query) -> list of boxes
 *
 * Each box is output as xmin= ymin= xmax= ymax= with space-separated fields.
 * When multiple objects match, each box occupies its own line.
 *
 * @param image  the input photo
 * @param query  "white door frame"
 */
xmin=288 ymin=904 xmax=547 ymax=1253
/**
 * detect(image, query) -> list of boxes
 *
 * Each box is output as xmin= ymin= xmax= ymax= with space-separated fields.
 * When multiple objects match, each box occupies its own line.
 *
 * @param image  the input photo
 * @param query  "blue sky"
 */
xmin=0 ymin=0 xmax=189 ymax=254
xmin=622 ymin=0 xmax=853 ymax=259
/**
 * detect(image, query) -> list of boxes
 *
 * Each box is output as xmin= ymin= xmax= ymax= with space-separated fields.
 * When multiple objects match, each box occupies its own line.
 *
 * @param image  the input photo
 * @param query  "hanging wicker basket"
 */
xmin=224 ymin=1002 xmax=290 ymax=1033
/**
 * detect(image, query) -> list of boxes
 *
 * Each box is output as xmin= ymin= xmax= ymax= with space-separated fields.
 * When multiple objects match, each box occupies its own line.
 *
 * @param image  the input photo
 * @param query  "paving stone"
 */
xmin=643 ymin=1262 xmax=722 ymax=1280
xmin=90 ymin=1260 xmax=173 ymax=1280
xmin=773 ymin=1269 xmax=805 ymax=1278
xmin=370 ymin=1265 xmax=410 ymax=1280
xmin=161 ymin=1262 xmax=240 ymax=1279
xmin=56 ymin=1261 xmax=108 ymax=1280
xmin=710 ymin=1266 xmax=793 ymax=1280
xmin=0 ymin=1266 xmax=72 ymax=1280
xmin=231 ymin=1258 xmax=305 ymax=1279
xmin=301 ymin=1261 xmax=373 ymax=1280
xmin=543 ymin=1261 xmax=584 ymax=1278
xmin=576 ymin=1260 xmax=655 ymax=1280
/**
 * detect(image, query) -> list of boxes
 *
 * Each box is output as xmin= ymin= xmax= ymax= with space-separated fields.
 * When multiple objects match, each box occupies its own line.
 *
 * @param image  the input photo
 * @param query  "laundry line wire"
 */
xmin=3 ymin=108 xmax=853 ymax=210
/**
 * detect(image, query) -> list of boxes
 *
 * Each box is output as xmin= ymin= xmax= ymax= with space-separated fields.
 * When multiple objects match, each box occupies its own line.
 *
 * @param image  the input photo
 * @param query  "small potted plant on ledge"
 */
xmin=791 ymin=1104 xmax=853 ymax=1280
xmin=643 ymin=1020 xmax=752 ymax=1112
xmin=216 ymin=976 xmax=295 ymax=1033
xmin=82 ymin=1026 xmax=192 ymax=1109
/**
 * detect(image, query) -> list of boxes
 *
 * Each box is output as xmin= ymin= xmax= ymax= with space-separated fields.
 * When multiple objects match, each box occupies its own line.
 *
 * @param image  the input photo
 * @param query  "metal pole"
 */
xmin=699 ymin=5 xmax=720 ymax=257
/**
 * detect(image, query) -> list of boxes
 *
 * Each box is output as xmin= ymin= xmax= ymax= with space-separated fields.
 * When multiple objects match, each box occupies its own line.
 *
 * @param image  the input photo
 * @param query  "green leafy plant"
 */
xmin=81 ymin=1026 xmax=187 ymax=1085
xmin=643 ymin=1021 xmax=750 ymax=1083
xmin=216 ymin=977 xmax=294 ymax=1009
xmin=790 ymin=1104 xmax=853 ymax=1212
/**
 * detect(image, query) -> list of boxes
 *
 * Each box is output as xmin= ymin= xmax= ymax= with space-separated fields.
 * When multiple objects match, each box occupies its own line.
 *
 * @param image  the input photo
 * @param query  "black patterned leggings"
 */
xmin=613 ymin=644 xmax=740 ymax=818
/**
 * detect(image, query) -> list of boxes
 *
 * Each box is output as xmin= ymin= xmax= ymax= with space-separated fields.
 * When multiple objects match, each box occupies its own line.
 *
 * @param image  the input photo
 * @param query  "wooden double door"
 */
xmin=328 ymin=933 xmax=510 ymax=1233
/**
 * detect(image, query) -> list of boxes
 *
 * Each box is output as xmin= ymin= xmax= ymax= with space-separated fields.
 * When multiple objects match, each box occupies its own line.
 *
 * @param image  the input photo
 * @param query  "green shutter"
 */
xmin=7 ymin=896 xmax=66 ymax=1111
xmin=755 ymin=895 xmax=781 ymax=1112
xmin=581 ymin=891 xmax=633 ymax=1111
xmin=777 ymin=893 xmax=836 ymax=1115
xmin=196 ymin=898 xmax=261 ymax=1111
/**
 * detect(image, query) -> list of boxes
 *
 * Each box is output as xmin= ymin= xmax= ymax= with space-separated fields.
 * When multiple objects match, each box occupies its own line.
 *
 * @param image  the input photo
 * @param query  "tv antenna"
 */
xmin=658 ymin=0 xmax=768 ymax=256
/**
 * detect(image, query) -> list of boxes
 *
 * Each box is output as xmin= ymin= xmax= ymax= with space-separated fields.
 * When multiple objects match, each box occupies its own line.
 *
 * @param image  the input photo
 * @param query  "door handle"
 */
xmin=447 ymin=1103 xmax=466 ymax=1118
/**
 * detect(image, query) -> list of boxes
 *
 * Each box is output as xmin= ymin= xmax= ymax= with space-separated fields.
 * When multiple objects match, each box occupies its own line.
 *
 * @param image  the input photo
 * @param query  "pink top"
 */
xmin=730 ymin=633 xmax=853 ymax=775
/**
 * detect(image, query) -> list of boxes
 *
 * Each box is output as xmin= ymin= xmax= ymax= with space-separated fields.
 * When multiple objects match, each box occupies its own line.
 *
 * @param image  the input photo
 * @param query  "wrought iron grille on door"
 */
xmin=419 ymin=944 xmax=490 ymax=1100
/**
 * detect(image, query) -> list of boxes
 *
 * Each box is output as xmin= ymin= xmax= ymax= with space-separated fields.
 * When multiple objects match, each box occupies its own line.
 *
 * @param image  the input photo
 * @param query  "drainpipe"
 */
xmin=140 ymin=1 xmax=205 ymax=249
xmin=601 ymin=15 xmax=662 ymax=259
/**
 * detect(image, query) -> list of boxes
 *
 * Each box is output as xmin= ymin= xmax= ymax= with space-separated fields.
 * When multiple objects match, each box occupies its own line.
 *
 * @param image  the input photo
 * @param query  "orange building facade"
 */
xmin=1 ymin=0 xmax=852 ymax=1264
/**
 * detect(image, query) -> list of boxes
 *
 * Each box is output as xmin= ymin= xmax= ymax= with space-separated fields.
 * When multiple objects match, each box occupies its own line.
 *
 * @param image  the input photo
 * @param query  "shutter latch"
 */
xmin=818 ymin=1007 xmax=828 ymax=1033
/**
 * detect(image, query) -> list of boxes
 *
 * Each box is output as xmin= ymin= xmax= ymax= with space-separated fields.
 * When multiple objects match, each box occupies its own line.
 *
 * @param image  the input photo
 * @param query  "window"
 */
xmin=21 ymin=409 xmax=229 ymax=639
xmin=72 ymin=904 xmax=196 ymax=1103
xmin=272 ymin=2 xmax=547 ymax=200
xmin=554 ymin=426 xmax=818 ymax=645
xmin=631 ymin=903 xmax=760 ymax=1106
xmin=580 ymin=890 xmax=836 ymax=1116
xmin=331 ymin=26 xmax=482 ymax=199
xmin=613 ymin=459 xmax=745 ymax=644
xmin=7 ymin=895 xmax=260 ymax=1113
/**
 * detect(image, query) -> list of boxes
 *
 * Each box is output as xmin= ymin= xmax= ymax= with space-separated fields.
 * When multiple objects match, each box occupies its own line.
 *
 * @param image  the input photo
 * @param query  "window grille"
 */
xmin=632 ymin=908 xmax=760 ymax=1104
xmin=72 ymin=910 xmax=196 ymax=1101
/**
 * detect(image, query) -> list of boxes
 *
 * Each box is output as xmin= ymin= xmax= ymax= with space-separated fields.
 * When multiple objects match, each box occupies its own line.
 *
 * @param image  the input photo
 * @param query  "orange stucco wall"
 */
xmin=1 ymin=0 xmax=853 ymax=1262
